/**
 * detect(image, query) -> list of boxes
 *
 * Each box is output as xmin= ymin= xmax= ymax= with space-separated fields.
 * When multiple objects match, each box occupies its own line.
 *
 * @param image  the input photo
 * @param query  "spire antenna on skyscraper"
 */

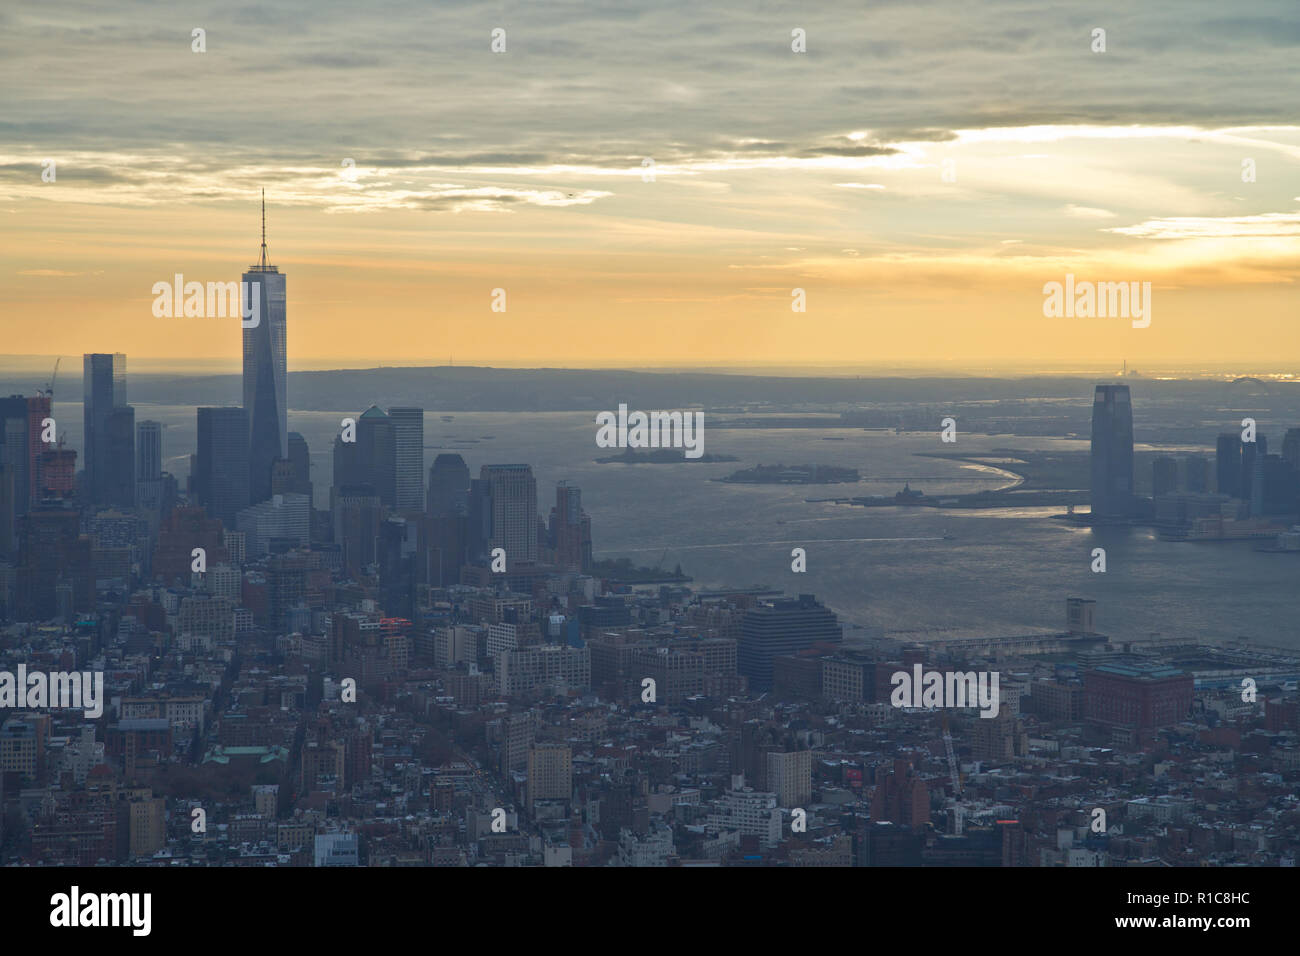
xmin=243 ymin=190 xmax=287 ymax=506
xmin=260 ymin=188 xmax=268 ymax=268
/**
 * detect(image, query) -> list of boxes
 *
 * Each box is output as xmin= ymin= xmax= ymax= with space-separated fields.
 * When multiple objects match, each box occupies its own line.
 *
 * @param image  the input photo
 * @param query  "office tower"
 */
xmin=82 ymin=353 xmax=126 ymax=505
xmin=378 ymin=515 xmax=418 ymax=618
xmin=333 ymin=432 xmax=362 ymax=494
xmin=358 ymin=406 xmax=396 ymax=507
xmin=388 ymin=407 xmax=424 ymax=512
xmin=1216 ymin=433 xmax=1243 ymax=498
xmin=1242 ymin=433 xmax=1266 ymax=510
xmin=1089 ymin=384 xmax=1134 ymax=521
xmin=480 ymin=464 xmax=538 ymax=564
xmin=427 ymin=453 xmax=470 ymax=516
xmin=152 ymin=505 xmax=230 ymax=585
xmin=270 ymin=458 xmax=296 ymax=496
xmin=527 ymin=743 xmax=572 ymax=807
xmin=25 ymin=393 xmax=51 ymax=508
xmin=105 ymin=406 xmax=135 ymax=508
xmin=1283 ymin=428 xmax=1300 ymax=469
xmin=1151 ymin=456 xmax=1178 ymax=497
xmin=236 ymin=492 xmax=310 ymax=558
xmin=136 ymin=420 xmax=162 ymax=482
xmin=0 ymin=398 xmax=30 ymax=517
xmin=739 ymin=594 xmax=842 ymax=691
xmin=135 ymin=419 xmax=163 ymax=513
xmin=426 ymin=511 xmax=467 ymax=586
xmin=1256 ymin=454 xmax=1297 ymax=516
xmin=548 ymin=481 xmax=592 ymax=571
xmin=17 ymin=504 xmax=92 ymax=619
xmin=333 ymin=487 xmax=382 ymax=574
xmin=1182 ymin=455 xmax=1210 ymax=493
xmin=467 ymin=478 xmax=493 ymax=563
xmin=243 ymin=193 xmax=287 ymax=505
xmin=39 ymin=446 xmax=76 ymax=500
xmin=196 ymin=407 xmax=251 ymax=526
xmin=287 ymin=431 xmax=312 ymax=500
xmin=767 ymin=749 xmax=813 ymax=808
xmin=0 ymin=466 xmax=14 ymax=561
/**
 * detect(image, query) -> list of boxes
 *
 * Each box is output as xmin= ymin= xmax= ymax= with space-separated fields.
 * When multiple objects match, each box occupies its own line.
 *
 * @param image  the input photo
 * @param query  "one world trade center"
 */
xmin=243 ymin=190 xmax=287 ymax=505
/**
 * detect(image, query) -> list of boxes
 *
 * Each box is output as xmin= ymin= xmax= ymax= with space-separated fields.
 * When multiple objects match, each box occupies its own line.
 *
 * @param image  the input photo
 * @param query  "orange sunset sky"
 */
xmin=3 ymin=1 xmax=1297 ymax=371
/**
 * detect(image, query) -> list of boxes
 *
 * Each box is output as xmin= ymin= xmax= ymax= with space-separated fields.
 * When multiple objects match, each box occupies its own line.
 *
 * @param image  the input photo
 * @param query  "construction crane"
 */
xmin=40 ymin=356 xmax=60 ymax=399
xmin=941 ymin=713 xmax=964 ymax=835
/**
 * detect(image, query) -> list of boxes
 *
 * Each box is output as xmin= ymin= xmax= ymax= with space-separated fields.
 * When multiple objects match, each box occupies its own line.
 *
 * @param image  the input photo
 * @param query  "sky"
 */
xmin=2 ymin=0 xmax=1298 ymax=371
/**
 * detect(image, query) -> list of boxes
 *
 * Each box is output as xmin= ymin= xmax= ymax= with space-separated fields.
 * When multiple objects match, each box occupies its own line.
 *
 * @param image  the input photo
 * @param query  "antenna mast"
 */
xmin=259 ymin=188 xmax=269 ymax=268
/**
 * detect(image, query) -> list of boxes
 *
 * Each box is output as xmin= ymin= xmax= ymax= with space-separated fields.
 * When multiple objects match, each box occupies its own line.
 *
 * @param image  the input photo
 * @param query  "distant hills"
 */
xmin=52 ymin=365 xmax=1293 ymax=414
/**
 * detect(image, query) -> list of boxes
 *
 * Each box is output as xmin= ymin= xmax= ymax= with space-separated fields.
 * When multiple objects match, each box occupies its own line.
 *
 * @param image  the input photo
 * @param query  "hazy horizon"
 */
xmin=2 ymin=353 xmax=1298 ymax=382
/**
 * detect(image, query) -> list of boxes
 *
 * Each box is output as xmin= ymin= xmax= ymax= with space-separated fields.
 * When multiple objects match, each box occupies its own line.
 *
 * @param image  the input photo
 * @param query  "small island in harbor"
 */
xmin=595 ymin=448 xmax=740 ymax=464
xmin=717 ymin=463 xmax=860 ymax=484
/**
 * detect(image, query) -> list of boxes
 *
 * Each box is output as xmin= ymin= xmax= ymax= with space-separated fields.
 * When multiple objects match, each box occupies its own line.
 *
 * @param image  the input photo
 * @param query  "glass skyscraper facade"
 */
xmin=388 ymin=407 xmax=425 ymax=512
xmin=82 ymin=352 xmax=127 ymax=506
xmin=196 ymin=406 xmax=251 ymax=526
xmin=1090 ymin=384 xmax=1134 ymax=521
xmin=242 ymin=198 xmax=287 ymax=506
xmin=480 ymin=463 xmax=538 ymax=564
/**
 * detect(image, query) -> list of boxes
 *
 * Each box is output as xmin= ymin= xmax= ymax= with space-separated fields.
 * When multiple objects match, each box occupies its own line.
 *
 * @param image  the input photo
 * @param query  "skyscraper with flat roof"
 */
xmin=1151 ymin=456 xmax=1178 ymax=497
xmin=467 ymin=477 xmax=493 ymax=564
xmin=387 ymin=407 xmax=424 ymax=512
xmin=428 ymin=453 xmax=470 ymax=516
xmin=82 ymin=352 xmax=126 ymax=505
xmin=480 ymin=464 xmax=538 ymax=564
xmin=105 ymin=405 xmax=135 ymax=508
xmin=1283 ymin=428 xmax=1300 ymax=469
xmin=1183 ymin=454 xmax=1210 ymax=493
xmin=739 ymin=594 xmax=842 ymax=691
xmin=1216 ymin=433 xmax=1243 ymax=498
xmin=1243 ymin=433 xmax=1266 ymax=513
xmin=358 ymin=406 xmax=396 ymax=507
xmin=196 ymin=407 xmax=250 ymax=526
xmin=1089 ymin=384 xmax=1134 ymax=521
xmin=137 ymin=421 xmax=162 ymax=483
xmin=287 ymin=431 xmax=312 ymax=501
xmin=24 ymin=393 xmax=50 ymax=508
xmin=0 ymin=397 xmax=31 ymax=517
xmin=243 ymin=193 xmax=287 ymax=506
xmin=548 ymin=480 xmax=591 ymax=571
